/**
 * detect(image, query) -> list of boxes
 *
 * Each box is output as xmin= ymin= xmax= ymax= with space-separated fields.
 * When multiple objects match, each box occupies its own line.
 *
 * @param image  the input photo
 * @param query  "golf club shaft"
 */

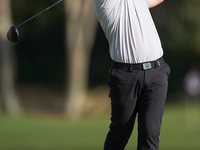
xmin=16 ymin=0 xmax=63 ymax=28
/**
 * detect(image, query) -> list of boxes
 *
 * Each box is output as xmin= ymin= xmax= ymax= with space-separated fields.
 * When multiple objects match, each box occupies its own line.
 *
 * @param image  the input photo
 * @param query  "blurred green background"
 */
xmin=0 ymin=103 xmax=200 ymax=150
xmin=0 ymin=0 xmax=200 ymax=149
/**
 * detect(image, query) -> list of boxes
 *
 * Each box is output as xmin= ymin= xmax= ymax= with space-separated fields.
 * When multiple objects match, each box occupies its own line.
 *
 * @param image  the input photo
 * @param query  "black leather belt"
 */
xmin=112 ymin=57 xmax=164 ymax=71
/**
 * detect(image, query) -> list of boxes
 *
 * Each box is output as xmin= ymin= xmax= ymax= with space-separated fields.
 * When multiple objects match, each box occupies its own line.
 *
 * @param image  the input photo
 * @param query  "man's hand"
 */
xmin=149 ymin=0 xmax=164 ymax=8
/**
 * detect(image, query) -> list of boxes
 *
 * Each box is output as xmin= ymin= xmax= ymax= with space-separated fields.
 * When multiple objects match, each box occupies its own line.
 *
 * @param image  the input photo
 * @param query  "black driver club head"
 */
xmin=7 ymin=25 xmax=19 ymax=44
xmin=6 ymin=0 xmax=63 ymax=44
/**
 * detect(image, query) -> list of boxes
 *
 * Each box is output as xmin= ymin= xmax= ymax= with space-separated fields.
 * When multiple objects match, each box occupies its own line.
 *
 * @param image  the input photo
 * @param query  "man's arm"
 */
xmin=149 ymin=0 xmax=164 ymax=8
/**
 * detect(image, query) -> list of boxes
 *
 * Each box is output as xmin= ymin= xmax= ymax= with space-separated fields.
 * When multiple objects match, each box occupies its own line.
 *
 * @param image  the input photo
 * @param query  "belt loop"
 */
xmin=128 ymin=64 xmax=133 ymax=72
xmin=155 ymin=60 xmax=161 ymax=68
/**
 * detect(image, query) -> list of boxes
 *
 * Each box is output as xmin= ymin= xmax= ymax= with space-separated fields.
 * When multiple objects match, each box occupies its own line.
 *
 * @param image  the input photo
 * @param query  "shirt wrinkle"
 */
xmin=93 ymin=0 xmax=163 ymax=64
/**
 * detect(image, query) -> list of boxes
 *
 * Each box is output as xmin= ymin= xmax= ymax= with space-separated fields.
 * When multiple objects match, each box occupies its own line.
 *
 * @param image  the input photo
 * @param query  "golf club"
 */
xmin=7 ymin=0 xmax=64 ymax=44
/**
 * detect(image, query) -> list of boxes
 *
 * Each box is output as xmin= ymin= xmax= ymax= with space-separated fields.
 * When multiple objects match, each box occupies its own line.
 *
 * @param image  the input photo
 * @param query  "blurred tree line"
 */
xmin=1 ymin=0 xmax=200 ymax=116
xmin=151 ymin=0 xmax=200 ymax=95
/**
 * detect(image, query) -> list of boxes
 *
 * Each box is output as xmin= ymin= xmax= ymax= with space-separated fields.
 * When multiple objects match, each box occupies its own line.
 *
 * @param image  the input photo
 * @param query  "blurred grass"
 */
xmin=0 ymin=102 xmax=200 ymax=150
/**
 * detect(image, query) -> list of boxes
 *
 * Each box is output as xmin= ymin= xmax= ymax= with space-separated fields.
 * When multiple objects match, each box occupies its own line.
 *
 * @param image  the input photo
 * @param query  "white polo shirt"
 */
xmin=93 ymin=0 xmax=163 ymax=63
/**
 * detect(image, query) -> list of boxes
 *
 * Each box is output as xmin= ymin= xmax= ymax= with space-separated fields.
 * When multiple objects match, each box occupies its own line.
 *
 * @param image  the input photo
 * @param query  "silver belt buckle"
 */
xmin=143 ymin=62 xmax=152 ymax=70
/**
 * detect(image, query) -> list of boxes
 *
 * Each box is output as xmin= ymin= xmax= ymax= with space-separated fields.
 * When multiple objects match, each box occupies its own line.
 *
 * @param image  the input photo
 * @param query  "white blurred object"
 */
xmin=184 ymin=68 xmax=200 ymax=130
xmin=184 ymin=69 xmax=200 ymax=97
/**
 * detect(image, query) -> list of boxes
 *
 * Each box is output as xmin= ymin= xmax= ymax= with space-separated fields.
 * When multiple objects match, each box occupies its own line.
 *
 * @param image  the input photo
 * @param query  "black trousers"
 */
xmin=104 ymin=58 xmax=170 ymax=150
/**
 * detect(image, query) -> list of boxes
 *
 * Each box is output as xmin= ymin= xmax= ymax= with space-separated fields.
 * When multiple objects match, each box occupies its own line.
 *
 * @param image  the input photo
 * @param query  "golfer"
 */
xmin=93 ymin=0 xmax=170 ymax=150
